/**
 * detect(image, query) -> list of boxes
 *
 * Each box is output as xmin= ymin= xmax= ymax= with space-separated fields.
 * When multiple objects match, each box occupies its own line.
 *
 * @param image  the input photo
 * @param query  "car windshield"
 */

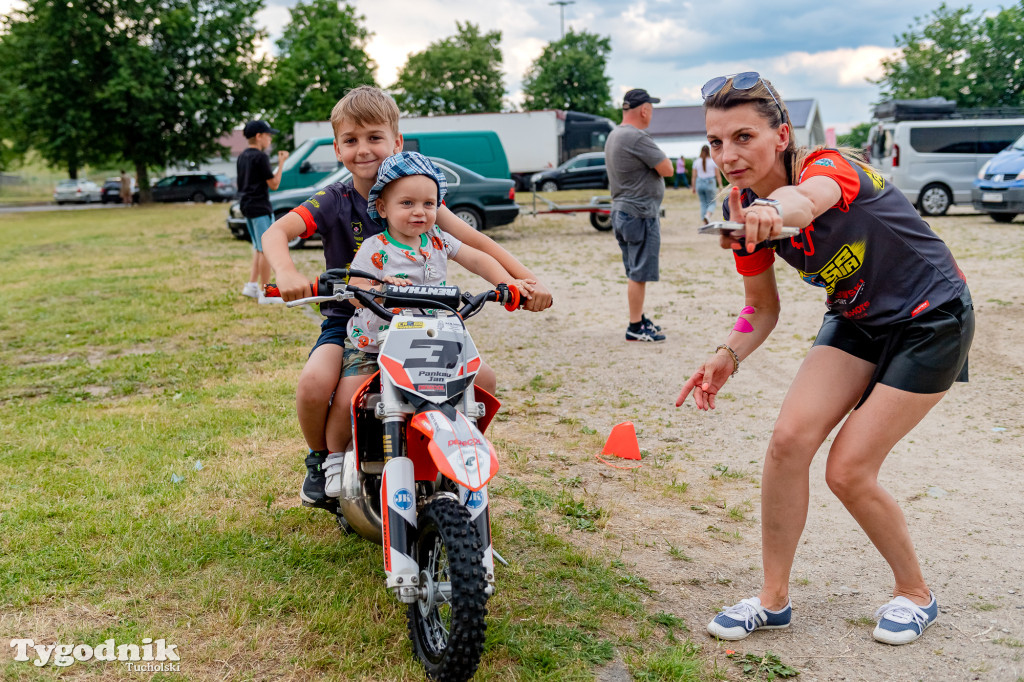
xmin=57 ymin=180 xmax=78 ymax=188
xmin=154 ymin=177 xmax=174 ymax=187
xmin=315 ymin=165 xmax=352 ymax=188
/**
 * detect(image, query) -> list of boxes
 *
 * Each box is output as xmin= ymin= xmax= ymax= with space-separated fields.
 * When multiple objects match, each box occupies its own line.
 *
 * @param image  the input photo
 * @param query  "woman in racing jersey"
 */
xmin=676 ymin=72 xmax=974 ymax=646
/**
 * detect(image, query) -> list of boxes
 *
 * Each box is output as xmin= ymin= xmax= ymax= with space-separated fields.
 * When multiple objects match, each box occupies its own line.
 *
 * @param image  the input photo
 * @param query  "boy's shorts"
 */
xmin=612 ymin=210 xmax=660 ymax=282
xmin=245 ymin=214 xmax=273 ymax=252
xmin=342 ymin=338 xmax=379 ymax=378
xmin=308 ymin=317 xmax=378 ymax=378
xmin=813 ymin=287 xmax=974 ymax=397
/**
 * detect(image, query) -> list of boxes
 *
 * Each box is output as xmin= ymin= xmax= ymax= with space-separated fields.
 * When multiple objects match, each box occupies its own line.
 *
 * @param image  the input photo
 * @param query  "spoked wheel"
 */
xmin=407 ymin=496 xmax=488 ymax=682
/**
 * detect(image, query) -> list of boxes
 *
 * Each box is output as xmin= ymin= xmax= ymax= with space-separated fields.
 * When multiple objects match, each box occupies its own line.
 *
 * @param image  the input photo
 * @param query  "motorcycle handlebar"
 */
xmin=269 ymin=270 xmax=521 ymax=318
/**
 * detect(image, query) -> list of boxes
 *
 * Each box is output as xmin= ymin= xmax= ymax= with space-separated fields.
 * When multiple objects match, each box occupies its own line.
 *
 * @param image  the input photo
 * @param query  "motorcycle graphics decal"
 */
xmin=465 ymin=490 xmax=485 ymax=509
xmin=409 ymin=410 xmax=499 ymax=491
xmin=393 ymin=488 xmax=414 ymax=510
xmin=379 ymin=314 xmax=481 ymax=403
xmin=381 ymin=458 xmax=417 ymax=586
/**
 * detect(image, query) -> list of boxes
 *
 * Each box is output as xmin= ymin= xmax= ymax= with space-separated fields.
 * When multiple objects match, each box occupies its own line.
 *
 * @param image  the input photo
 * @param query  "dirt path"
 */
xmin=466 ymin=191 xmax=1024 ymax=681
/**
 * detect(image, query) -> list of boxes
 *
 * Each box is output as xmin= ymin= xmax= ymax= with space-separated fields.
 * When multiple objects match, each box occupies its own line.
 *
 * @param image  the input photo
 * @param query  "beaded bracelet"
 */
xmin=716 ymin=343 xmax=740 ymax=376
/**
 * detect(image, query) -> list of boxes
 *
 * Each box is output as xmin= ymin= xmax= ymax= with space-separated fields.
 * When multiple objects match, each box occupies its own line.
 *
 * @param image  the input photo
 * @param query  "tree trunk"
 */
xmin=135 ymin=162 xmax=150 ymax=204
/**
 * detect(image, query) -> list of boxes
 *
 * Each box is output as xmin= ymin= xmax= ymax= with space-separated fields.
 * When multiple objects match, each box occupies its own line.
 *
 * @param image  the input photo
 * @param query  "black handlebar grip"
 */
xmin=379 ymin=284 xmax=463 ymax=311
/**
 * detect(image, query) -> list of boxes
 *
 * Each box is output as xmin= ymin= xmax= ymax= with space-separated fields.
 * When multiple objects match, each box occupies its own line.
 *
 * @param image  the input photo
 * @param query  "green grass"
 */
xmin=0 ymin=205 xmax=715 ymax=680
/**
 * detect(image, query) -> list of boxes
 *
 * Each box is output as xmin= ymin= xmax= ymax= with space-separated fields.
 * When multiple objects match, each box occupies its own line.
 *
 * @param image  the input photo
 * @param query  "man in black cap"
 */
xmin=238 ymin=120 xmax=290 ymax=303
xmin=605 ymin=89 xmax=673 ymax=341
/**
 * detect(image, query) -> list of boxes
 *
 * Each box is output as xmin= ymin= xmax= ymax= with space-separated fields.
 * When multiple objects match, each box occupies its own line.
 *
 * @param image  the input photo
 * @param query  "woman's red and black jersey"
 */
xmin=725 ymin=149 xmax=966 ymax=326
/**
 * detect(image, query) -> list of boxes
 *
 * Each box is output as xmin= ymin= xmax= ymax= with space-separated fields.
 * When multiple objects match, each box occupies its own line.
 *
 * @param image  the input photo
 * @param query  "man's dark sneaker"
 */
xmin=642 ymin=314 xmax=663 ymax=333
xmin=300 ymin=451 xmax=334 ymax=509
xmin=626 ymin=319 xmax=666 ymax=342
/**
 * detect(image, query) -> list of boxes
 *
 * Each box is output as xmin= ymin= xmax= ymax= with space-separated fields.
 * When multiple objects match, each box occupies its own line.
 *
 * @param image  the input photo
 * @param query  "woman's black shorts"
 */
xmin=813 ymin=288 xmax=974 ymax=396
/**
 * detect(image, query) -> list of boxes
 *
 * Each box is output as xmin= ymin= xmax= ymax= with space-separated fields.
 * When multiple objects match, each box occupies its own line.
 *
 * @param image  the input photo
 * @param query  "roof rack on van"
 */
xmin=874 ymin=97 xmax=1024 ymax=122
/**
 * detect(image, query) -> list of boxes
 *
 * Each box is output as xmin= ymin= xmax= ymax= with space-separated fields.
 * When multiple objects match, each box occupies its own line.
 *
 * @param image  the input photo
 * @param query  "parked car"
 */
xmin=529 ymin=152 xmax=607 ymax=192
xmin=54 ymin=178 xmax=101 ymax=204
xmin=972 ymin=130 xmax=1024 ymax=222
xmin=100 ymin=177 xmax=139 ymax=204
xmin=227 ymin=157 xmax=519 ymax=248
xmin=152 ymin=173 xmax=236 ymax=203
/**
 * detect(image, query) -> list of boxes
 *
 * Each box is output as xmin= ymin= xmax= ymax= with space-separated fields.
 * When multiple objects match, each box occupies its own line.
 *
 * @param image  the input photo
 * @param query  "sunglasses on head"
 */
xmin=701 ymin=71 xmax=787 ymax=124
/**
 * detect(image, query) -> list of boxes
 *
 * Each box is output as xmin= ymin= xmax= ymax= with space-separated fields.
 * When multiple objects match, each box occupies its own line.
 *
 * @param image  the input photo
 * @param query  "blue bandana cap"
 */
xmin=366 ymin=151 xmax=448 ymax=225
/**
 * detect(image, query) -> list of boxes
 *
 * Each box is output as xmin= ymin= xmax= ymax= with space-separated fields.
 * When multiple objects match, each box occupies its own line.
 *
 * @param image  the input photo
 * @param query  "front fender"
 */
xmin=408 ymin=410 xmax=499 ymax=491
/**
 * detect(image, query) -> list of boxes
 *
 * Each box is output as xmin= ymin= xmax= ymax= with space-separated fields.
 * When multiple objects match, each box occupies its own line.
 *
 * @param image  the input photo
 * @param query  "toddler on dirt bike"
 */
xmin=261 ymin=86 xmax=552 ymax=510
xmin=321 ymin=151 xmax=530 ymax=496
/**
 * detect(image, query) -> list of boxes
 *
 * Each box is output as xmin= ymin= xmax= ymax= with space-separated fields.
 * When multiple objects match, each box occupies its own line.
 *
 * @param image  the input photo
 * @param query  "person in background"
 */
xmin=691 ymin=144 xmax=724 ymax=224
xmin=673 ymin=156 xmax=690 ymax=189
xmin=604 ymin=88 xmax=674 ymax=342
xmin=238 ymin=120 xmax=289 ymax=304
xmin=118 ymin=169 xmax=134 ymax=205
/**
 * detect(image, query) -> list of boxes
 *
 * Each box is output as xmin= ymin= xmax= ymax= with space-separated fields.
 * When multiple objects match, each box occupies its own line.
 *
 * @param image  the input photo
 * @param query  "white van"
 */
xmin=867 ymin=118 xmax=1024 ymax=215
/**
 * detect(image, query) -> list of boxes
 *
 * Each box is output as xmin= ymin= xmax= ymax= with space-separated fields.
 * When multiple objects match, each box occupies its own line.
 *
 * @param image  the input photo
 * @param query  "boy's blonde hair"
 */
xmin=330 ymin=85 xmax=400 ymax=138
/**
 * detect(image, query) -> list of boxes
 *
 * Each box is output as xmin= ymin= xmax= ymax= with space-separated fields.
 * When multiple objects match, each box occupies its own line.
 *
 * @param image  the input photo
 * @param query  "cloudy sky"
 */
xmin=1 ymin=0 xmax=1011 ymax=133
xmin=251 ymin=0 xmax=1007 ymax=133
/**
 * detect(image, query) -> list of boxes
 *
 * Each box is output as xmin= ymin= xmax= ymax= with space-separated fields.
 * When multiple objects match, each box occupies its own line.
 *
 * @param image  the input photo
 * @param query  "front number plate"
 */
xmin=982 ymin=192 xmax=1004 ymax=203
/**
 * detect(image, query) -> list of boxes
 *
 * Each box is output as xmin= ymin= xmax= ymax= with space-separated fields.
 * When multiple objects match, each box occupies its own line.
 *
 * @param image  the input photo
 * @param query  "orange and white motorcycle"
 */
xmin=285 ymin=268 xmax=519 ymax=682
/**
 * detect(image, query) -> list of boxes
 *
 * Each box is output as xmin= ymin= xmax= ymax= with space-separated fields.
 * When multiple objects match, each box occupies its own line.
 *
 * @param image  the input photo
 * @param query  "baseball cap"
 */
xmin=622 ymin=89 xmax=661 ymax=110
xmin=367 ymin=152 xmax=448 ymax=225
xmin=242 ymin=120 xmax=279 ymax=138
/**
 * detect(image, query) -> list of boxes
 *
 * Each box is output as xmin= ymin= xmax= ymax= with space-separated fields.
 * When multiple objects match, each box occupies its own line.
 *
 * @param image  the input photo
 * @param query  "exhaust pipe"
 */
xmin=338 ymin=448 xmax=384 ymax=544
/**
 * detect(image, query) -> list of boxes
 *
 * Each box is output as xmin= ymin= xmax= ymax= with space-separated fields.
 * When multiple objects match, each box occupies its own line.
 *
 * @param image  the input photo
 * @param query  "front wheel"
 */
xmin=918 ymin=183 xmax=951 ymax=216
xmin=990 ymin=212 xmax=1017 ymax=223
xmin=407 ymin=496 xmax=488 ymax=682
xmin=191 ymin=191 xmax=207 ymax=203
xmin=540 ymin=180 xmax=558 ymax=193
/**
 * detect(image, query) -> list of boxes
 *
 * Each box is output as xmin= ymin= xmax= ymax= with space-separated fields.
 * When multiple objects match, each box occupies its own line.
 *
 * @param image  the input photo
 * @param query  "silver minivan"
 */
xmin=867 ymin=118 xmax=1024 ymax=215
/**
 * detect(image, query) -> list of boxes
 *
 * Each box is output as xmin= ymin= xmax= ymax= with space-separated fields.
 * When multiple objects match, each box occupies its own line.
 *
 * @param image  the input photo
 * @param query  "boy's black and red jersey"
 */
xmin=726 ymin=149 xmax=967 ymax=326
xmin=291 ymin=180 xmax=383 ymax=321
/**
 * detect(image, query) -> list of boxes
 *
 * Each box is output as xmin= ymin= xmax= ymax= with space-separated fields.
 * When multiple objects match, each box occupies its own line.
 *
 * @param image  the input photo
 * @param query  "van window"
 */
xmin=977 ymin=125 xmax=1024 ymax=154
xmin=909 ymin=127 xmax=976 ymax=154
xmin=870 ymin=126 xmax=893 ymax=160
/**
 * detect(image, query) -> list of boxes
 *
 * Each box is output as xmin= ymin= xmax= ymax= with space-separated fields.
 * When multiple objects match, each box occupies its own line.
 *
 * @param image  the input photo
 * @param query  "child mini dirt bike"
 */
xmin=285 ymin=268 xmax=519 ymax=682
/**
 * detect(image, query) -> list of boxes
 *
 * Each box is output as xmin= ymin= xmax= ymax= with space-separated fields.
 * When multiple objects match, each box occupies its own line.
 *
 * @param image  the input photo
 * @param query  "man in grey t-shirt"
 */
xmin=605 ymin=88 xmax=673 ymax=342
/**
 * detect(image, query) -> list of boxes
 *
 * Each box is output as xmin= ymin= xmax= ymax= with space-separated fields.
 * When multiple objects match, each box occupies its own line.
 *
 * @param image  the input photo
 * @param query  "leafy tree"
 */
xmin=0 ymin=0 xmax=265 ymax=199
xmin=0 ymin=0 xmax=117 ymax=178
xmin=393 ymin=22 xmax=504 ymax=115
xmin=837 ymin=122 xmax=873 ymax=149
xmin=877 ymin=2 xmax=1024 ymax=108
xmin=521 ymin=30 xmax=613 ymax=117
xmin=260 ymin=0 xmax=376 ymax=149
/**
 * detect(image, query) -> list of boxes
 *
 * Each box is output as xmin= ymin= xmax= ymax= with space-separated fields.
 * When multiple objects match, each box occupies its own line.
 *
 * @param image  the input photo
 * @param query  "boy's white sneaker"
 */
xmin=324 ymin=452 xmax=346 ymax=498
xmin=241 ymin=282 xmax=259 ymax=298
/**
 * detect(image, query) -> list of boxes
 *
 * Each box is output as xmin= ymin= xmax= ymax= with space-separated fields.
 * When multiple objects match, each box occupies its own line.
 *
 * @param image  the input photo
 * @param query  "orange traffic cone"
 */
xmin=596 ymin=422 xmax=642 ymax=468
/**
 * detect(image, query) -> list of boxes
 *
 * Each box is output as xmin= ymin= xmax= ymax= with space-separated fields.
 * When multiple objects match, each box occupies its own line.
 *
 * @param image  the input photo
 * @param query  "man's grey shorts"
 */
xmin=612 ymin=210 xmax=660 ymax=282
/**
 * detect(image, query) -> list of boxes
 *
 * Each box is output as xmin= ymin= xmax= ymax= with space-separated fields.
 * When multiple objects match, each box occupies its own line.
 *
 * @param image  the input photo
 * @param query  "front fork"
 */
xmin=381 ymin=419 xmax=419 ymax=603
xmin=460 ymin=485 xmax=496 ymax=595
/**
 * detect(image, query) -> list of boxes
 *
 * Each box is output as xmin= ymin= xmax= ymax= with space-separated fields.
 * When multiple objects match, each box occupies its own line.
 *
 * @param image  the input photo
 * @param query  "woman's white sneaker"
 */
xmin=872 ymin=593 xmax=938 ymax=645
xmin=707 ymin=597 xmax=792 ymax=641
